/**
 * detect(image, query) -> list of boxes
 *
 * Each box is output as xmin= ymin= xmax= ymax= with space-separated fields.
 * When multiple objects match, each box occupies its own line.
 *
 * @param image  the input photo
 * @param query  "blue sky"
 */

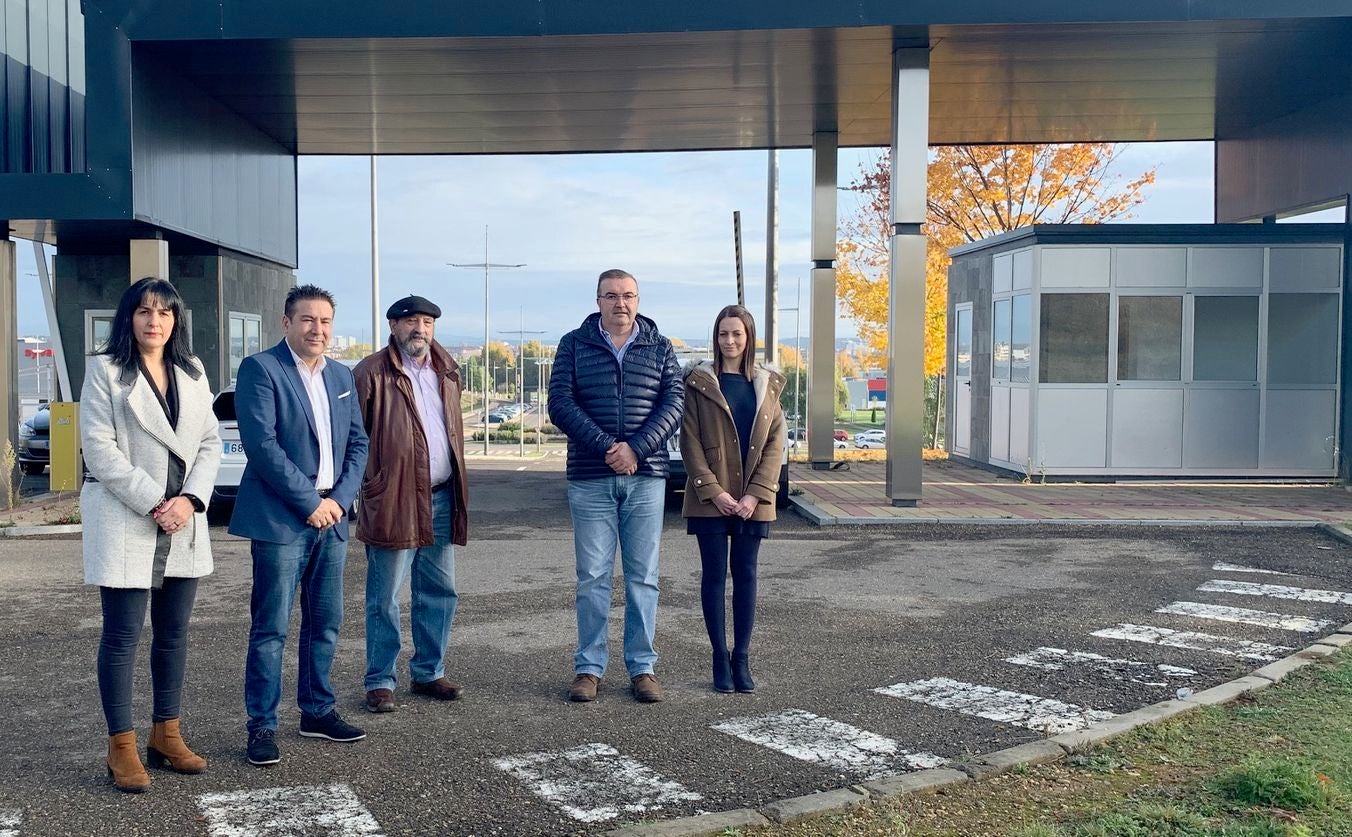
xmin=15 ymin=142 xmax=1218 ymax=343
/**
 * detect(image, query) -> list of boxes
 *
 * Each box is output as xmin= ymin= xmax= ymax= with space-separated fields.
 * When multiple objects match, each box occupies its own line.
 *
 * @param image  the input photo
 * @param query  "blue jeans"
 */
xmin=244 ymin=526 xmax=347 ymax=733
xmin=364 ymin=486 xmax=458 ymax=691
xmin=567 ymin=475 xmax=664 ymax=678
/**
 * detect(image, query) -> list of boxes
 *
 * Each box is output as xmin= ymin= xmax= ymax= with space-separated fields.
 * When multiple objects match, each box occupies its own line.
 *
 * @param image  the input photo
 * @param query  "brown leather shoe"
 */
xmin=107 ymin=730 xmax=151 ymax=793
xmin=147 ymin=718 xmax=207 ymax=774
xmin=568 ymin=673 xmax=600 ymax=702
xmin=631 ymin=673 xmax=665 ymax=703
xmin=410 ymin=677 xmax=464 ymax=701
xmin=364 ymin=688 xmax=397 ymax=713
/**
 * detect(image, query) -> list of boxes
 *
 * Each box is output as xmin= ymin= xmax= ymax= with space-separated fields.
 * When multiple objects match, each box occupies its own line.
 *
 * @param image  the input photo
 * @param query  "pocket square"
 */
xmin=338 ymin=390 xmax=351 ymax=399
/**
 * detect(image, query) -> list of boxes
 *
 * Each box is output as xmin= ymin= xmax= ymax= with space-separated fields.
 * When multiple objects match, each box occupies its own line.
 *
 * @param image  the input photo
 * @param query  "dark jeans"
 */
xmin=97 ymin=578 xmax=200 ymax=735
xmin=244 ymin=527 xmax=346 ymax=733
xmin=695 ymin=532 xmax=761 ymax=657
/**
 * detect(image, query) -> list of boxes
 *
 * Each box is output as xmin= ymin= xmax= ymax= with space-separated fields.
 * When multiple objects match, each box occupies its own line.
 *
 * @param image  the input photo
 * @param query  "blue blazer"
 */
xmin=228 ymin=340 xmax=369 ymax=545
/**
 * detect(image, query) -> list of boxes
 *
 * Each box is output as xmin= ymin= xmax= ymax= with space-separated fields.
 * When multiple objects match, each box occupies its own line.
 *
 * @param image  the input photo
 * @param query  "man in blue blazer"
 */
xmin=229 ymin=285 xmax=370 ymax=766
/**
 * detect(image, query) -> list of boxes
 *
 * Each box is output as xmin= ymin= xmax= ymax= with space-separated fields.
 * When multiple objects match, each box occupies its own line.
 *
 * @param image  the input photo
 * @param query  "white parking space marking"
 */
xmin=494 ymin=743 xmax=702 ymax=823
xmin=1157 ymin=601 xmax=1334 ymax=634
xmin=1198 ymin=579 xmax=1352 ymax=606
xmin=1004 ymin=646 xmax=1197 ymax=686
xmin=1212 ymin=562 xmax=1290 ymax=576
xmin=0 ymin=810 xmax=20 ymax=837
xmin=197 ymin=784 xmax=383 ymax=837
xmin=876 ymin=677 xmax=1114 ymax=734
xmin=712 ymin=708 xmax=945 ymax=779
xmin=1092 ymin=623 xmax=1294 ymax=662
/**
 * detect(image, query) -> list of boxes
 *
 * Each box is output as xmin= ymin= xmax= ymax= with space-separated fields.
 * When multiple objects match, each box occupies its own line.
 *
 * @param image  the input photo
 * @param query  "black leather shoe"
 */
xmin=299 ymin=710 xmax=366 ymax=742
xmin=246 ymin=728 xmax=280 ymax=766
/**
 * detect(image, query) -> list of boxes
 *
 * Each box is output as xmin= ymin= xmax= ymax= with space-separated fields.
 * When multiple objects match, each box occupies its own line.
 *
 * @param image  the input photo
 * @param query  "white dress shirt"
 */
xmin=287 ymin=343 xmax=335 ymax=491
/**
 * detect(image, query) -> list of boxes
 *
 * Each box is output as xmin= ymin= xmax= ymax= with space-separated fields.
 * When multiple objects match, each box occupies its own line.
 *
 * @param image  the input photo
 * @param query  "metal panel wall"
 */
xmin=131 ymin=50 xmax=298 ymax=266
xmin=0 ymin=0 xmax=83 ymax=173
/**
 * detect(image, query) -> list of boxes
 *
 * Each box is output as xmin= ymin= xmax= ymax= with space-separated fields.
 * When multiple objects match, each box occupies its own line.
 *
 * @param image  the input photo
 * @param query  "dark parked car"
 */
xmin=16 ymin=404 xmax=50 ymax=475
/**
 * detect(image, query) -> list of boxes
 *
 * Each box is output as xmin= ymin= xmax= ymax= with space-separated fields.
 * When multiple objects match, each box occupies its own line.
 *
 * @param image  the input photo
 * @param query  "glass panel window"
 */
xmin=1268 ymin=294 xmax=1339 ymax=385
xmin=229 ymin=313 xmax=263 ymax=384
xmin=1039 ymin=294 xmax=1109 ymax=383
xmin=955 ymin=308 xmax=972 ymax=377
xmin=1193 ymin=296 xmax=1259 ymax=382
xmin=992 ymin=299 xmax=1011 ymax=381
xmin=1011 ymin=294 xmax=1031 ymax=383
xmin=1118 ymin=296 xmax=1182 ymax=381
xmin=92 ymin=318 xmax=112 ymax=353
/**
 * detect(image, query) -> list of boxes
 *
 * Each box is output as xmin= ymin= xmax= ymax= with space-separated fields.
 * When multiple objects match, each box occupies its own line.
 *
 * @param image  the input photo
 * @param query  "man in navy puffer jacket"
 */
xmin=548 ymin=269 xmax=683 ymax=703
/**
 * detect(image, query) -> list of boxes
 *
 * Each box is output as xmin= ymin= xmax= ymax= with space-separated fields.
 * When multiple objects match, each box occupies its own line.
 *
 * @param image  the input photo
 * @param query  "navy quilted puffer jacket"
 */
xmin=548 ymin=313 xmax=684 ymax=481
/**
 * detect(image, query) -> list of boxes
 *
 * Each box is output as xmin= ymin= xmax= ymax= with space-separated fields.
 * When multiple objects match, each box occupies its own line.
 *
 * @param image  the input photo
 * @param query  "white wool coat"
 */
xmin=80 ymin=354 xmax=222 ymax=588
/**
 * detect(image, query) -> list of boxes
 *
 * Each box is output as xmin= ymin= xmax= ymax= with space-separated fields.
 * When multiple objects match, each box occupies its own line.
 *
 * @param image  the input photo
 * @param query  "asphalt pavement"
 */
xmin=2 ymin=457 xmax=1351 ymax=835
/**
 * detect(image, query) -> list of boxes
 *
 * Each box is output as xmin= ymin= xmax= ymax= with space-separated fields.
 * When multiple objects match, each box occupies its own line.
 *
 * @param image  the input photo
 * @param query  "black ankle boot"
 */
xmin=731 ymin=653 xmax=755 ymax=693
xmin=712 ymin=652 xmax=733 ymax=693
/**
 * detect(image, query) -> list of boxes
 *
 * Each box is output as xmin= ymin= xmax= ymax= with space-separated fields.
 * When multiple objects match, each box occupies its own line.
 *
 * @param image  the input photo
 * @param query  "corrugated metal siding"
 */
xmin=0 ymin=0 xmax=84 ymax=173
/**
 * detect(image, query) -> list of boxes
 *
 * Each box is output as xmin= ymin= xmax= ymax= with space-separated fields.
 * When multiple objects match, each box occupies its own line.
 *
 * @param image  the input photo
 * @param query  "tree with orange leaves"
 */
xmin=837 ymin=144 xmax=1157 ymax=378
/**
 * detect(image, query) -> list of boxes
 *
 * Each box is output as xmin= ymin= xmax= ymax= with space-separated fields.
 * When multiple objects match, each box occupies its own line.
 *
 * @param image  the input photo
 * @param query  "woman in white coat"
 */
xmin=81 ymin=277 xmax=221 ymax=792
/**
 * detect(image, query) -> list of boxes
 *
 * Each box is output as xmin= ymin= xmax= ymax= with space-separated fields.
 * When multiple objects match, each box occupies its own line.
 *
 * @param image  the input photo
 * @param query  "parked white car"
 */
xmin=854 ymin=429 xmax=887 ymax=449
xmin=212 ymin=387 xmax=246 ymax=507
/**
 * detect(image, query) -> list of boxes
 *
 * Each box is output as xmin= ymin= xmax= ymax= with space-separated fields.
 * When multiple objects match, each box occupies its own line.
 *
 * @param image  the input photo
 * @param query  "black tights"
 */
xmin=97 ymin=578 xmax=199 ymax=735
xmin=695 ymin=533 xmax=761 ymax=657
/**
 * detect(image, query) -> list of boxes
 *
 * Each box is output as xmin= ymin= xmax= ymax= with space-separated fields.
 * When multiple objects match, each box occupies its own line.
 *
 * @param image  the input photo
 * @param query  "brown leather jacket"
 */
xmin=353 ymin=339 xmax=468 ymax=548
xmin=680 ymin=361 xmax=786 ymax=522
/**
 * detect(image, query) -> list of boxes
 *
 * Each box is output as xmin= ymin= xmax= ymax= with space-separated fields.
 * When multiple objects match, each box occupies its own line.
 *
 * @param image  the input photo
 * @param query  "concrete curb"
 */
xmin=612 ymin=635 xmax=1347 ymax=835
xmin=1315 ymin=522 xmax=1352 ymax=545
xmin=786 ymin=500 xmax=1327 ymax=529
xmin=0 ymin=523 xmax=82 ymax=537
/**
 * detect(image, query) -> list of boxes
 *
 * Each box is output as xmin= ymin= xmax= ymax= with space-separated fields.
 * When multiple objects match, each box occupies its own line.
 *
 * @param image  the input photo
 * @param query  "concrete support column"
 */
xmin=0 ymin=237 xmax=17 ymax=488
xmin=1340 ymin=196 xmax=1352 ymax=482
xmin=130 ymin=237 xmax=169 ymax=282
xmin=764 ymin=150 xmax=780 ymax=366
xmin=885 ymin=47 xmax=930 ymax=505
xmin=808 ymin=131 xmax=838 ymax=468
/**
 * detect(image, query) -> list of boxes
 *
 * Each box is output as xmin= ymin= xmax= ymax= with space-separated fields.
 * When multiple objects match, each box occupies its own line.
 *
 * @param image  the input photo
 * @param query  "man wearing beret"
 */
xmin=352 ymin=295 xmax=470 ymax=713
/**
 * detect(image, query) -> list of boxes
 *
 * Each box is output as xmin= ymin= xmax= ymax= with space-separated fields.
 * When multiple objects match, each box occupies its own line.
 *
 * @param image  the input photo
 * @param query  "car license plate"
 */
xmin=223 ymin=441 xmax=245 ymax=455
xmin=28 ymin=439 xmax=48 ymax=450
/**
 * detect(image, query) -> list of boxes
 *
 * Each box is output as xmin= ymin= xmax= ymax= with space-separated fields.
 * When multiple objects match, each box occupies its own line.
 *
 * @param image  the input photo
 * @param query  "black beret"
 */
xmin=386 ymin=295 xmax=442 ymax=320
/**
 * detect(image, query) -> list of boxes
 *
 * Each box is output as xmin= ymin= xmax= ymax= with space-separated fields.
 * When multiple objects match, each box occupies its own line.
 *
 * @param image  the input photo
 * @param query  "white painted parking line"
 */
xmin=875 ymin=677 xmax=1114 ymax=734
xmin=1092 ymin=623 xmax=1294 ymax=662
xmin=0 ymin=810 xmax=19 ymax=837
xmin=712 ymin=708 xmax=945 ymax=779
xmin=494 ymin=742 xmax=702 ymax=823
xmin=1198 ymin=579 xmax=1352 ymax=606
xmin=1212 ymin=562 xmax=1290 ymax=576
xmin=1157 ymin=601 xmax=1334 ymax=634
xmin=1004 ymin=646 xmax=1197 ymax=686
xmin=197 ymin=784 xmax=383 ymax=837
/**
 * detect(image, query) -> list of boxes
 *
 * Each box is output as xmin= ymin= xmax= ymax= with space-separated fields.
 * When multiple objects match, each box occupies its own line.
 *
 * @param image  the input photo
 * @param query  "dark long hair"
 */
xmin=711 ymin=304 xmax=757 ymax=380
xmin=96 ymin=277 xmax=197 ymax=375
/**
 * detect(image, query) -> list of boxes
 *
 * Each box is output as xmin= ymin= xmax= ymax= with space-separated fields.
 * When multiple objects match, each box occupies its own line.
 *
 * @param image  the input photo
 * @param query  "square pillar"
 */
xmin=0 ymin=238 xmax=16 ymax=495
xmin=130 ymin=237 xmax=169 ymax=282
xmin=885 ymin=47 xmax=930 ymax=505
xmin=808 ymin=131 xmax=838 ymax=468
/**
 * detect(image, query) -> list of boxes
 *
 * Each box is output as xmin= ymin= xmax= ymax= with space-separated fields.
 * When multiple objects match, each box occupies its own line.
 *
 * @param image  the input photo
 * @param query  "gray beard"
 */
xmin=397 ymin=336 xmax=430 ymax=358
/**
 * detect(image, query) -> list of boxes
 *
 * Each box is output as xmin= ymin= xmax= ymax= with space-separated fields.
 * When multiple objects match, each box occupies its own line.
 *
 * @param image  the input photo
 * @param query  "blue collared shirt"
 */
xmin=599 ymin=321 xmax=639 ymax=363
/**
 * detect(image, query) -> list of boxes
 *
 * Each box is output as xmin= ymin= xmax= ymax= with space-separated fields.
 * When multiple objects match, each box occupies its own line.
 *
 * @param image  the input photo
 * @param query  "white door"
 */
xmin=953 ymin=304 xmax=973 ymax=456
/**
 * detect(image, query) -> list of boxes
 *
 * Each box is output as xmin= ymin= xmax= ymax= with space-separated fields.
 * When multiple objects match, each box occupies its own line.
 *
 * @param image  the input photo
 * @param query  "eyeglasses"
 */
xmin=598 ymin=293 xmax=639 ymax=302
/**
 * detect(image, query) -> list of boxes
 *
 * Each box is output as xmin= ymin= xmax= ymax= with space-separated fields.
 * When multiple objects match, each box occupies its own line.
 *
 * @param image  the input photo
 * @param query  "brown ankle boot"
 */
xmin=147 ymin=718 xmax=207 ymax=774
xmin=107 ymin=730 xmax=151 ymax=792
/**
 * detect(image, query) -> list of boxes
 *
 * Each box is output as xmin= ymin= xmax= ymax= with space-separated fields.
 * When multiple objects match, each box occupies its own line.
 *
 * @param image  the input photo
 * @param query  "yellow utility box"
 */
xmin=49 ymin=402 xmax=81 ymax=492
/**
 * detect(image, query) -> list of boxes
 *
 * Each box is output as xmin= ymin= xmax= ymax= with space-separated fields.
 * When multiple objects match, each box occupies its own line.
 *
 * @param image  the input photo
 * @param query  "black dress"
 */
xmin=686 ymin=372 xmax=770 ymax=539
xmin=139 ymin=358 xmax=185 ymax=589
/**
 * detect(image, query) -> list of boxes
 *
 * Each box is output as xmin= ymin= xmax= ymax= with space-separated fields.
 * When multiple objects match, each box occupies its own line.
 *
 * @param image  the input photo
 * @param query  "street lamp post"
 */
xmin=499 ymin=307 xmax=545 ymax=457
xmin=778 ymin=277 xmax=803 ymax=444
xmin=449 ymin=226 xmax=525 ymax=456
xmin=534 ymin=357 xmax=553 ymax=453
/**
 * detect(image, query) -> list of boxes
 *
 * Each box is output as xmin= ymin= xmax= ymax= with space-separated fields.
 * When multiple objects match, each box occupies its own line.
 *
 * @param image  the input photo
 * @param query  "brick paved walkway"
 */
xmin=789 ymin=458 xmax=1352 ymax=526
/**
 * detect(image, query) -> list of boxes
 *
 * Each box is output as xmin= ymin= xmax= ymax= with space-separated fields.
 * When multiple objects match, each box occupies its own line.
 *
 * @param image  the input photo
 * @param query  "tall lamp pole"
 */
xmin=778 ymin=277 xmax=802 ymax=443
xmin=499 ymin=307 xmax=545 ymax=458
xmin=449 ymin=226 xmax=525 ymax=456
xmin=534 ymin=357 xmax=553 ymax=453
